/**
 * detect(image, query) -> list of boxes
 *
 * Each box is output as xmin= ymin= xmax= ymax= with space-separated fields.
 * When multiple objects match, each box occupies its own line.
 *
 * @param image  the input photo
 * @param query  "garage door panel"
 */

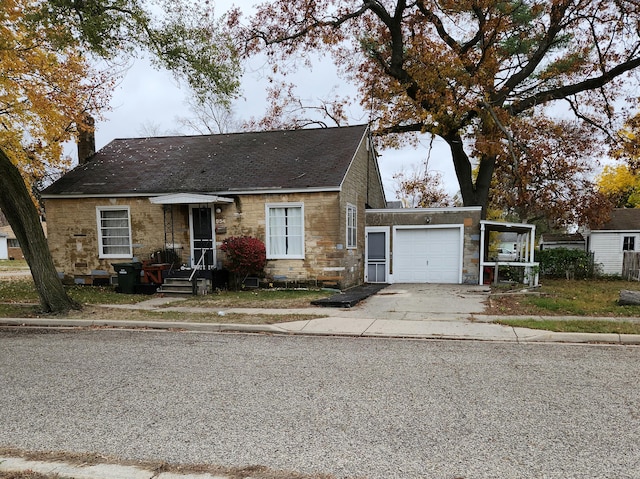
xmin=394 ymin=228 xmax=460 ymax=283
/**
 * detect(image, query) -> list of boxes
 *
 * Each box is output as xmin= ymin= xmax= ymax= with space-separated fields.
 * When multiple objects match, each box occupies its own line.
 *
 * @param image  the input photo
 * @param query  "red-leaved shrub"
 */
xmin=220 ymin=236 xmax=266 ymax=282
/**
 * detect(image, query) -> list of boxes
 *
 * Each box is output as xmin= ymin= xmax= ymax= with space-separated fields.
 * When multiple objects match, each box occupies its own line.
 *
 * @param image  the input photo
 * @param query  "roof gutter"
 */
xmin=41 ymin=186 xmax=342 ymax=200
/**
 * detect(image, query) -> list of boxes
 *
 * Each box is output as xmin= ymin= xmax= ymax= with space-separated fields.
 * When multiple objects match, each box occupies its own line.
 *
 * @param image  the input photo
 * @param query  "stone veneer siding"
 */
xmin=45 ymin=197 xmax=190 ymax=281
xmin=47 ymin=191 xmax=363 ymax=287
xmin=45 ymin=133 xmax=386 ymax=289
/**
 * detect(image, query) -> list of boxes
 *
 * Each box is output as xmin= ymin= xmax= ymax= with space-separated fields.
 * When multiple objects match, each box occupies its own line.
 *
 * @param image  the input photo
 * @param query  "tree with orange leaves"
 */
xmin=596 ymin=111 xmax=640 ymax=209
xmin=489 ymin=117 xmax=612 ymax=228
xmin=229 ymin=0 xmax=640 ymax=222
xmin=1 ymin=0 xmax=239 ymax=313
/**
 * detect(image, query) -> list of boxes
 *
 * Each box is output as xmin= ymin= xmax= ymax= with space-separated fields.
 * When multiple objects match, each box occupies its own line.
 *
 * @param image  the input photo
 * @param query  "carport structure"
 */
xmin=479 ymin=220 xmax=538 ymax=286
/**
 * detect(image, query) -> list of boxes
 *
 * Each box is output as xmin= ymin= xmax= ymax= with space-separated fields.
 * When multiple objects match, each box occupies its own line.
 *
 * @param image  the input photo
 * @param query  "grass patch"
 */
xmin=0 ymin=276 xmax=330 ymax=323
xmin=176 ymin=288 xmax=332 ymax=309
xmin=0 ymin=303 xmax=321 ymax=323
xmin=0 ymin=279 xmax=39 ymax=302
xmin=67 ymin=284 xmax=152 ymax=305
xmin=0 ymin=259 xmax=29 ymax=271
xmin=0 ymin=472 xmax=67 ymax=479
xmin=0 ymin=303 xmax=41 ymax=317
xmin=0 ymin=278 xmax=331 ymax=310
xmin=68 ymin=306 xmax=321 ymax=324
xmin=0 ymin=278 xmax=157 ymax=307
xmin=496 ymin=318 xmax=640 ymax=335
xmin=488 ymin=278 xmax=640 ymax=317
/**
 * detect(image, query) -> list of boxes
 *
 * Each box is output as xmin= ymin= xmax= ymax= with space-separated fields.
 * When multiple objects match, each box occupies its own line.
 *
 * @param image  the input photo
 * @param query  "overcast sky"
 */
xmin=63 ymin=1 xmax=460 ymax=201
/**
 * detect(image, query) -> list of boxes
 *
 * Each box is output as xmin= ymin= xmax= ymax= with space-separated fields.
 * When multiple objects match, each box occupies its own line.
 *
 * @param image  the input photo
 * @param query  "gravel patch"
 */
xmin=0 ymin=330 xmax=638 ymax=478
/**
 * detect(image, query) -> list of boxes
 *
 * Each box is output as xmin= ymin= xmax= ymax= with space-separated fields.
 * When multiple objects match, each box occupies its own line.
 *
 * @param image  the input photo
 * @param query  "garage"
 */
xmin=393 ymin=227 xmax=462 ymax=283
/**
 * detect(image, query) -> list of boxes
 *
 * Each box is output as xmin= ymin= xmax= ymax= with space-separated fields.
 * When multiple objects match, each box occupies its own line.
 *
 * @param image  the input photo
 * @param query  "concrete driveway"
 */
xmin=340 ymin=283 xmax=491 ymax=321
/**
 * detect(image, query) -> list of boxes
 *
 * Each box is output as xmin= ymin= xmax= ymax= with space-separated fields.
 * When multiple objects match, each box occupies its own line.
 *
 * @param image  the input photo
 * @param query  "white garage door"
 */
xmin=394 ymin=228 xmax=461 ymax=283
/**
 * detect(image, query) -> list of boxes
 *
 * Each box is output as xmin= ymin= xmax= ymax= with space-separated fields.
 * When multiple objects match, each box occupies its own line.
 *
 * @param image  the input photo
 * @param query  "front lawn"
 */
xmin=176 ymin=288 xmax=332 ymax=309
xmin=488 ymin=278 xmax=640 ymax=317
xmin=0 ymin=279 xmax=151 ymax=306
xmin=0 ymin=276 xmax=331 ymax=322
xmin=495 ymin=318 xmax=640 ymax=335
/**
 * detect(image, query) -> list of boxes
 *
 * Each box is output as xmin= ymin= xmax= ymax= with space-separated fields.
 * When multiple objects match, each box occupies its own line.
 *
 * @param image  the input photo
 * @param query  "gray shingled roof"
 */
xmin=596 ymin=208 xmax=640 ymax=231
xmin=43 ymin=125 xmax=369 ymax=196
xmin=540 ymin=233 xmax=585 ymax=243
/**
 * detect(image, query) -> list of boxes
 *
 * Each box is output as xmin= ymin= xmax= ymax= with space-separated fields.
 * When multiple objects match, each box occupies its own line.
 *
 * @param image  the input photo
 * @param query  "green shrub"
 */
xmin=535 ymin=248 xmax=598 ymax=279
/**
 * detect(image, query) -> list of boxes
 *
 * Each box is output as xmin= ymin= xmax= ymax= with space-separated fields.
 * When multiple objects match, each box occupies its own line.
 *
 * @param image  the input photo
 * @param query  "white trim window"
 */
xmin=97 ymin=207 xmax=132 ymax=258
xmin=266 ymin=203 xmax=304 ymax=259
xmin=346 ymin=203 xmax=357 ymax=249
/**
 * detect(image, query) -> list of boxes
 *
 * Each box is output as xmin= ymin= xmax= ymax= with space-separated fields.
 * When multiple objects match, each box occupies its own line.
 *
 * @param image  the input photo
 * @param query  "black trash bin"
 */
xmin=112 ymin=262 xmax=142 ymax=294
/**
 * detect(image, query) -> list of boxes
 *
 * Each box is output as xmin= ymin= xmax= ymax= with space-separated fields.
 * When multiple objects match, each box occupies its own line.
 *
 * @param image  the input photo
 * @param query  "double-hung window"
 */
xmin=623 ymin=235 xmax=636 ymax=252
xmin=346 ymin=204 xmax=357 ymax=249
xmin=266 ymin=203 xmax=304 ymax=259
xmin=97 ymin=207 xmax=132 ymax=258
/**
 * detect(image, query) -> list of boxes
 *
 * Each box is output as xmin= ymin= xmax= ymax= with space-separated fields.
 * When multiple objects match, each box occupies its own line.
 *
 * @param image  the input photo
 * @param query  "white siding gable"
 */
xmin=590 ymin=232 xmax=640 ymax=275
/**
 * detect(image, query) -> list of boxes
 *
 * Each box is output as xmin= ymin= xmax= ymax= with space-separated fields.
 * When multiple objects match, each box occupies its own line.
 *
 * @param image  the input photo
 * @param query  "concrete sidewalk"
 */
xmin=0 ymin=455 xmax=233 ymax=479
xmin=2 ymin=282 xmax=639 ymax=344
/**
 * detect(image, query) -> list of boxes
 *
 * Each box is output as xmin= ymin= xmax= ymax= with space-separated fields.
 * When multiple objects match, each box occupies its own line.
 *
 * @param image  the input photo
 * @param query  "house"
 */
xmin=42 ymin=124 xmax=534 ymax=290
xmin=539 ymin=233 xmax=586 ymax=251
xmin=0 ymin=225 xmax=26 ymax=260
xmin=42 ymin=125 xmax=387 ymax=288
xmin=587 ymin=208 xmax=640 ymax=275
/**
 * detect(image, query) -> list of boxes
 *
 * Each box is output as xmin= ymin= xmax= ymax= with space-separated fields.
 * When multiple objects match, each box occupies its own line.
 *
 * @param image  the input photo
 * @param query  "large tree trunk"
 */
xmin=446 ymin=131 xmax=495 ymax=218
xmin=0 ymin=148 xmax=79 ymax=313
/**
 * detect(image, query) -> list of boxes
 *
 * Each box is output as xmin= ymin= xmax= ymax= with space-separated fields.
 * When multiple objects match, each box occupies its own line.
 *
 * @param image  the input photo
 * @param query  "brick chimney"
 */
xmin=77 ymin=114 xmax=95 ymax=165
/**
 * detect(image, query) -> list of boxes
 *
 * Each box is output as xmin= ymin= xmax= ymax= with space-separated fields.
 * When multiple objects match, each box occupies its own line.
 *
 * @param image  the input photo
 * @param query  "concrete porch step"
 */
xmin=157 ymin=277 xmax=209 ymax=295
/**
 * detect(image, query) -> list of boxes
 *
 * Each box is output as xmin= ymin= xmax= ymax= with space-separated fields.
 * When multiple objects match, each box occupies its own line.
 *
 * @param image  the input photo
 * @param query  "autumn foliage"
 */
xmin=229 ymin=0 xmax=640 ymax=224
xmin=220 ymin=236 xmax=267 ymax=281
xmin=0 ymin=0 xmax=110 ymax=189
xmin=0 ymin=0 xmax=240 ymax=312
xmin=596 ymin=111 xmax=640 ymax=210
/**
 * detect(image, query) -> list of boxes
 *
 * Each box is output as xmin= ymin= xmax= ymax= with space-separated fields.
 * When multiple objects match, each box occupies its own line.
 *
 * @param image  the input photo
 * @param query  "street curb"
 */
xmin=1 ymin=317 xmax=640 ymax=344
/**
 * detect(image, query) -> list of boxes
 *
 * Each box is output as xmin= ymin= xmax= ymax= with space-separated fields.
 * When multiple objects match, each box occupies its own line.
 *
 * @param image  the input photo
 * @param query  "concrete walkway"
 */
xmin=2 ymin=283 xmax=639 ymax=344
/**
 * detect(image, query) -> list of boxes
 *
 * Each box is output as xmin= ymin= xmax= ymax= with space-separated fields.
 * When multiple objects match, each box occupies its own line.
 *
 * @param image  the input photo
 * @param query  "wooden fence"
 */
xmin=622 ymin=251 xmax=640 ymax=280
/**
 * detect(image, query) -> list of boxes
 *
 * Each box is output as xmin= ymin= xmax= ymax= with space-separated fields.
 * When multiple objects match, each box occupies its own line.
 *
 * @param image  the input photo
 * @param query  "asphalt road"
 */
xmin=0 ymin=328 xmax=639 ymax=479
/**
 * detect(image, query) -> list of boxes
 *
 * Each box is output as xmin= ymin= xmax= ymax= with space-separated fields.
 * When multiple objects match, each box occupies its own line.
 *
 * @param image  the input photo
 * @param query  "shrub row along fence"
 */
xmin=535 ymin=249 xmax=598 ymax=279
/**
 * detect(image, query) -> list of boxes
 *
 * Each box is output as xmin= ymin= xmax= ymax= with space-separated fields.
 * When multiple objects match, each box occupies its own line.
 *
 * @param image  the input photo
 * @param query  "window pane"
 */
xmin=347 ymin=206 xmax=356 ymax=248
xmin=367 ymin=232 xmax=386 ymax=260
xmin=99 ymin=209 xmax=131 ymax=256
xmin=267 ymin=206 xmax=303 ymax=257
xmin=624 ymin=236 xmax=635 ymax=251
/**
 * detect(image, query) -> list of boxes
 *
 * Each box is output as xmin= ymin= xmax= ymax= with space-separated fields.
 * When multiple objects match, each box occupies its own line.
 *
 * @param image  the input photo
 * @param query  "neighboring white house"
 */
xmin=0 ymin=231 xmax=7 ymax=260
xmin=587 ymin=209 xmax=640 ymax=275
xmin=539 ymin=233 xmax=586 ymax=251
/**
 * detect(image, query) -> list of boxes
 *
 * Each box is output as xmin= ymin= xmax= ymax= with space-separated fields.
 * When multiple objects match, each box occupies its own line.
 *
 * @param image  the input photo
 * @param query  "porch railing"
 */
xmin=189 ymin=248 xmax=213 ymax=283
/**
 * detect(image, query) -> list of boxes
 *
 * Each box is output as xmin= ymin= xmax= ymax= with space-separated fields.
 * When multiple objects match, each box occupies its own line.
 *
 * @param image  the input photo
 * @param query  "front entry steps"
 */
xmin=157 ymin=277 xmax=209 ymax=296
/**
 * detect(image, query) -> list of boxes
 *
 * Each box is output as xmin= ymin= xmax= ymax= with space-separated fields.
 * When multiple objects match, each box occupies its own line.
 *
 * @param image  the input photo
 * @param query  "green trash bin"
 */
xmin=112 ymin=262 xmax=142 ymax=294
